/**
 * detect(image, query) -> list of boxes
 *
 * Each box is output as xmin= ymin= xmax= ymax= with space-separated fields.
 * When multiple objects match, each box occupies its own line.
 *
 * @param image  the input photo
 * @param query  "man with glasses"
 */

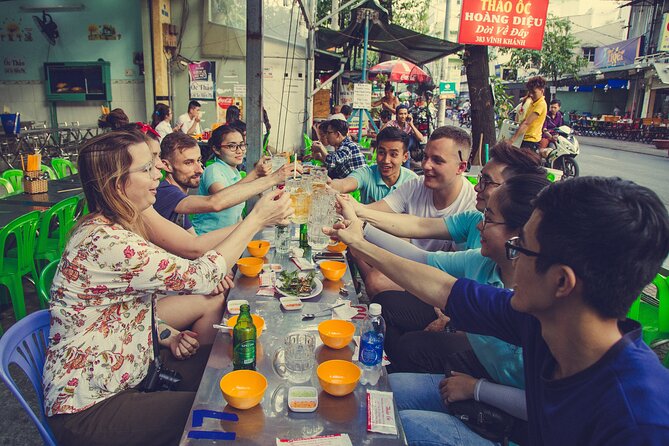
xmin=311 ymin=119 xmax=366 ymax=179
xmin=156 ymin=130 xmax=294 ymax=235
xmin=326 ymin=176 xmax=669 ymax=445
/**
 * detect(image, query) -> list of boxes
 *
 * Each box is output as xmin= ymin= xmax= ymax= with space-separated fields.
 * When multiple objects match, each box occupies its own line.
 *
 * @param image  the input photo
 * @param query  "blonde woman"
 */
xmin=43 ymin=131 xmax=292 ymax=445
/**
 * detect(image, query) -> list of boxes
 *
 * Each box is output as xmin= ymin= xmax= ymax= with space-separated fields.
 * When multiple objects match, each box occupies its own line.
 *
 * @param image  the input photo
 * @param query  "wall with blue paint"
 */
xmin=0 ymin=0 xmax=146 ymax=125
xmin=0 ymin=0 xmax=143 ymax=81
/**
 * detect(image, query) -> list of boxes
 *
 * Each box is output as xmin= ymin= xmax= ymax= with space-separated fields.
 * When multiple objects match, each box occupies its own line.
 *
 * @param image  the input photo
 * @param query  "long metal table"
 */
xmin=0 ymin=175 xmax=82 ymax=206
xmin=180 ymin=228 xmax=405 ymax=445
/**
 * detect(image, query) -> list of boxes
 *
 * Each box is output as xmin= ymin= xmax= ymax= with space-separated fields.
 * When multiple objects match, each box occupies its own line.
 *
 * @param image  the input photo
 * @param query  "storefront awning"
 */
xmin=316 ymin=0 xmax=462 ymax=66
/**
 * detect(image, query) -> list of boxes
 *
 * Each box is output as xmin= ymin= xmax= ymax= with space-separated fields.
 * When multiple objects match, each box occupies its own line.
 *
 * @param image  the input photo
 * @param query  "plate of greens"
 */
xmin=276 ymin=270 xmax=323 ymax=300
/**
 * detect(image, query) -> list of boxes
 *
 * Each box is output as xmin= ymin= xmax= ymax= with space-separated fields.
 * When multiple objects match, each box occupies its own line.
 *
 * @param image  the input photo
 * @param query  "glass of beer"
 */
xmin=286 ymin=177 xmax=309 ymax=224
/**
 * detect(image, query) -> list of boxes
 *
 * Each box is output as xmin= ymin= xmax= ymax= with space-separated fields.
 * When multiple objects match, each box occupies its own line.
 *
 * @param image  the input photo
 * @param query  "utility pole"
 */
xmin=437 ymin=0 xmax=451 ymax=127
xmin=331 ymin=0 xmax=340 ymax=30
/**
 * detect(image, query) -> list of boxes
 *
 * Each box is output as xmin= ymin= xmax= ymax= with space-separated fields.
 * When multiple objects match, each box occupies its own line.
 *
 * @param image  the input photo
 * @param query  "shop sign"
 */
xmin=439 ymin=81 xmax=457 ymax=95
xmin=659 ymin=13 xmax=669 ymax=52
xmin=457 ymin=0 xmax=549 ymax=50
xmin=189 ymin=61 xmax=216 ymax=101
xmin=352 ymin=83 xmax=372 ymax=110
xmin=594 ymin=37 xmax=641 ymax=69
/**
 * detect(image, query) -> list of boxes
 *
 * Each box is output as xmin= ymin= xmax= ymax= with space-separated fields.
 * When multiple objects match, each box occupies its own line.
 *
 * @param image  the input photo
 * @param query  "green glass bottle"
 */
xmin=233 ymin=304 xmax=256 ymax=370
xmin=299 ymin=223 xmax=309 ymax=249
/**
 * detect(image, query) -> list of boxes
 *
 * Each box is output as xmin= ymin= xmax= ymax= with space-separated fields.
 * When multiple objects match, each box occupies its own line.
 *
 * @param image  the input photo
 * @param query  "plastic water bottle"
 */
xmin=359 ymin=303 xmax=385 ymax=386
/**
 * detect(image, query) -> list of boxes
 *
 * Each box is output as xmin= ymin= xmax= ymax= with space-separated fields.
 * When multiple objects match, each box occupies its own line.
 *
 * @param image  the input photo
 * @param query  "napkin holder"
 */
xmin=23 ymin=170 xmax=49 ymax=194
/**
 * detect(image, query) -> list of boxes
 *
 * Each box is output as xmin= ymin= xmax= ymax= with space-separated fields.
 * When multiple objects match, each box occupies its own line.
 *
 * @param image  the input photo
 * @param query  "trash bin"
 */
xmin=1 ymin=113 xmax=20 ymax=136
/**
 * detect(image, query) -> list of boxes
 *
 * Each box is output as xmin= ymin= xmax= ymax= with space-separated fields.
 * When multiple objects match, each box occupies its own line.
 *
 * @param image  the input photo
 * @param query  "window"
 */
xmin=582 ymin=47 xmax=596 ymax=63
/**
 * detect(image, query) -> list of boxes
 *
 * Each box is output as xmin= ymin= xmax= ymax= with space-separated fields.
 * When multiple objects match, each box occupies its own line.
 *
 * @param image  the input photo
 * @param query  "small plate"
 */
xmin=288 ymin=386 xmax=318 ymax=412
xmin=276 ymin=278 xmax=323 ymax=300
xmin=227 ymin=299 xmax=249 ymax=315
xmin=280 ymin=296 xmax=304 ymax=311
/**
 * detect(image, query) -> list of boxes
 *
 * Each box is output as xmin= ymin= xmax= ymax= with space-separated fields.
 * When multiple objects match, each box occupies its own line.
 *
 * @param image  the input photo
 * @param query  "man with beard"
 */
xmin=155 ymin=132 xmax=292 ymax=233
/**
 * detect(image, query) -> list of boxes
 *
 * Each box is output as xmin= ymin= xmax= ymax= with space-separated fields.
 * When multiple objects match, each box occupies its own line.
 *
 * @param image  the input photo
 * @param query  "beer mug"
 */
xmin=273 ymin=331 xmax=316 ymax=383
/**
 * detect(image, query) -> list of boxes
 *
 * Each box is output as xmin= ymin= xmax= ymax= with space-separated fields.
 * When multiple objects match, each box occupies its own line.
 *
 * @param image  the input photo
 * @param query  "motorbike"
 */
xmin=497 ymin=120 xmax=580 ymax=179
xmin=458 ymin=109 xmax=471 ymax=128
xmin=543 ymin=125 xmax=580 ymax=179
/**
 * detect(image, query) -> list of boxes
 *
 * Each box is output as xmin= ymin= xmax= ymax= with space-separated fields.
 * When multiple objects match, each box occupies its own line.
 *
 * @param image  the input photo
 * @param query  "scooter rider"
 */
xmin=539 ymin=99 xmax=564 ymax=158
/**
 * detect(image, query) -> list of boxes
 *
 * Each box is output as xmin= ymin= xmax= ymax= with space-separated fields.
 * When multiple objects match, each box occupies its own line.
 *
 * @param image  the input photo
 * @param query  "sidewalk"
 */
xmin=577 ymin=135 xmax=669 ymax=158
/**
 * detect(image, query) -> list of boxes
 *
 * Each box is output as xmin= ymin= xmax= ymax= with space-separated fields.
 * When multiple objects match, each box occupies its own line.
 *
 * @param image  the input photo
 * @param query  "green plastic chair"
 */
xmin=40 ymin=164 xmax=57 ymax=180
xmin=50 ymin=158 xmax=78 ymax=179
xmin=349 ymin=189 xmax=361 ymax=203
xmin=0 ymin=211 xmax=41 ymax=320
xmin=0 ymin=178 xmax=15 ymax=198
xmin=465 ymin=175 xmax=478 ymax=186
xmin=36 ymin=260 xmax=58 ymax=308
xmin=2 ymin=169 xmax=24 ymax=193
xmin=627 ymin=273 xmax=669 ymax=345
xmin=360 ymin=137 xmax=372 ymax=149
xmin=34 ymin=197 xmax=79 ymax=272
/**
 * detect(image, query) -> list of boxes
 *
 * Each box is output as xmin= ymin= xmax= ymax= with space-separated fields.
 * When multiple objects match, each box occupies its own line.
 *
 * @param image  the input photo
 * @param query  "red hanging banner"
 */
xmin=457 ymin=0 xmax=549 ymax=50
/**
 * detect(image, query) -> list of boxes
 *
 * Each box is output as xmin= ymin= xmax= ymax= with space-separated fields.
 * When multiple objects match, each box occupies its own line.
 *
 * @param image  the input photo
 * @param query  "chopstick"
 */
xmin=57 ymin=187 xmax=83 ymax=193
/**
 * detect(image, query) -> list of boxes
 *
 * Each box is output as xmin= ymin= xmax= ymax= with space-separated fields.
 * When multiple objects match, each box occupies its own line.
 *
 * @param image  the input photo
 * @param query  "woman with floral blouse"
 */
xmin=43 ymin=131 xmax=293 ymax=445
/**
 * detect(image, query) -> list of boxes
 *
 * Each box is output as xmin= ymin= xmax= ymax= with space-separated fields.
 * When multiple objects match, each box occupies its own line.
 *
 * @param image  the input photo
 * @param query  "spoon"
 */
xmin=301 ymin=303 xmax=346 ymax=321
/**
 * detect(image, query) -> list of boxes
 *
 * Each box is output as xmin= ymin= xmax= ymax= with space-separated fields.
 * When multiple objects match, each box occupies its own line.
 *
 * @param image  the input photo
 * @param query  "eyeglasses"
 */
xmin=220 ymin=143 xmax=248 ymax=152
xmin=482 ymin=208 xmax=506 ymax=230
xmin=476 ymin=173 xmax=502 ymax=191
xmin=129 ymin=161 xmax=157 ymax=176
xmin=505 ymin=236 xmax=542 ymax=260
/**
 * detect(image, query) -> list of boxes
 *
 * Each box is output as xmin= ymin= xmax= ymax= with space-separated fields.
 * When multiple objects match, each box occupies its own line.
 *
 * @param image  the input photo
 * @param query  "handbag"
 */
xmin=448 ymin=399 xmax=515 ymax=445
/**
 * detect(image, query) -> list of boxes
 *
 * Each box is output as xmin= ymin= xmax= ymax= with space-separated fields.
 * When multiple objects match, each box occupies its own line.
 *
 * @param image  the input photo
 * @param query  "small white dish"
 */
xmin=280 ymin=296 xmax=304 ymax=311
xmin=227 ymin=299 xmax=249 ymax=315
xmin=288 ymin=386 xmax=318 ymax=413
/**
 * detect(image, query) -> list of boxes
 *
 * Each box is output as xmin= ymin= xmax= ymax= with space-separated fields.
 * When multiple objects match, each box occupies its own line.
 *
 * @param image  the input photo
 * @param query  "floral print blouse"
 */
xmin=43 ymin=216 xmax=227 ymax=416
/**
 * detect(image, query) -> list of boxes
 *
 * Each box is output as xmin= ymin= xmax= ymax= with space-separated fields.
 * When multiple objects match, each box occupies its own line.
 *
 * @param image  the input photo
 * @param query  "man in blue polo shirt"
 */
xmin=326 ymin=177 xmax=669 ymax=446
xmin=329 ymin=126 xmax=417 ymax=204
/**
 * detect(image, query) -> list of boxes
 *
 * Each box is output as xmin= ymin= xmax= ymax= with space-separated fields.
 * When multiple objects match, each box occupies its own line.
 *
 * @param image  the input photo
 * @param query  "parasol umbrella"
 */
xmin=368 ymin=60 xmax=431 ymax=84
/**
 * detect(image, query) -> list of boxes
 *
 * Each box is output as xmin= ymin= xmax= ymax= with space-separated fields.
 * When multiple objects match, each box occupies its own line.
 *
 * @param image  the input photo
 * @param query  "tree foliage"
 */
xmin=316 ymin=0 xmax=430 ymax=33
xmin=501 ymin=15 xmax=588 ymax=85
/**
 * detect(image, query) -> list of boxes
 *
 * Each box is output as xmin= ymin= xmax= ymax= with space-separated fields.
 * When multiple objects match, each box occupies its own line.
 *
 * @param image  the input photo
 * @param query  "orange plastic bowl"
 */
xmin=247 ymin=240 xmax=270 ymax=258
xmin=319 ymin=261 xmax=347 ymax=281
xmin=317 ymin=360 xmax=360 ymax=396
xmin=318 ymin=319 xmax=355 ymax=349
xmin=237 ymin=257 xmax=263 ymax=277
xmin=226 ymin=314 xmax=265 ymax=338
xmin=219 ymin=370 xmax=268 ymax=409
xmin=326 ymin=241 xmax=347 ymax=253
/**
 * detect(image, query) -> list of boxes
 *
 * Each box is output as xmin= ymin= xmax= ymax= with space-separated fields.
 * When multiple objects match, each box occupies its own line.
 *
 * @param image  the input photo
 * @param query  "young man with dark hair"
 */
xmin=154 ymin=132 xmax=294 ymax=233
xmin=311 ymin=119 xmax=366 ymax=179
xmin=340 ymin=104 xmax=353 ymax=121
xmin=330 ymin=126 xmax=418 ymax=204
xmin=511 ymin=76 xmax=547 ymax=151
xmin=177 ymin=100 xmax=202 ymax=135
xmin=373 ymin=83 xmax=401 ymax=115
xmin=327 ymin=176 xmax=669 ymax=445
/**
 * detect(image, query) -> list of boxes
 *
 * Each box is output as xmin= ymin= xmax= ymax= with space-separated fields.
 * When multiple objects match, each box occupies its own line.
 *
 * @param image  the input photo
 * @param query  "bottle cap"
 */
xmin=369 ymin=303 xmax=381 ymax=316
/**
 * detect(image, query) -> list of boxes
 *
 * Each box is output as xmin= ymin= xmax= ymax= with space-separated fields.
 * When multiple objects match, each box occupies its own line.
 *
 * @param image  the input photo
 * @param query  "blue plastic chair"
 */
xmin=0 ymin=309 xmax=57 ymax=445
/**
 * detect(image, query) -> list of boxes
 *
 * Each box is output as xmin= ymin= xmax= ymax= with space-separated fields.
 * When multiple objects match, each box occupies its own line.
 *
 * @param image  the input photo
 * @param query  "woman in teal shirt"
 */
xmin=192 ymin=125 xmax=257 ymax=233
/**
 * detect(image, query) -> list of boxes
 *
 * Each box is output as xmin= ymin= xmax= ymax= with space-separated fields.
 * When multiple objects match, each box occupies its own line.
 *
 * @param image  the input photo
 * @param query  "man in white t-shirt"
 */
xmin=177 ymin=100 xmax=202 ymax=135
xmin=350 ymin=125 xmax=477 ymax=297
